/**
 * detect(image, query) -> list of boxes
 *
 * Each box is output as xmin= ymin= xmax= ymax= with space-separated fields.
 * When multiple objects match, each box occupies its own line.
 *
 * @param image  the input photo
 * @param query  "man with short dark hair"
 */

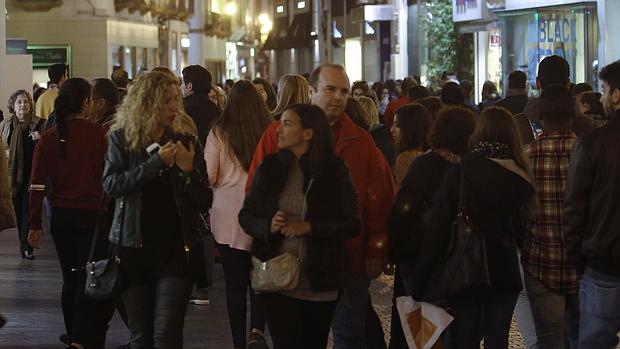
xmin=36 ymin=63 xmax=68 ymax=119
xmin=523 ymin=84 xmax=579 ymax=348
xmin=564 ymin=61 xmax=620 ymax=349
xmin=181 ymin=65 xmax=221 ymax=146
xmin=181 ymin=65 xmax=221 ymax=309
xmin=249 ymin=63 xmax=395 ymax=349
xmin=111 ymin=68 xmax=129 ymax=100
xmin=496 ymin=70 xmax=528 ymax=115
xmin=90 ymin=78 xmax=120 ymax=130
xmin=518 ymin=55 xmax=594 ymax=145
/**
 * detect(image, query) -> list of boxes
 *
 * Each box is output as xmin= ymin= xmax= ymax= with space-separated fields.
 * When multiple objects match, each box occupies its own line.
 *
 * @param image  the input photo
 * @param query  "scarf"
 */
xmin=472 ymin=141 xmax=512 ymax=159
xmin=8 ymin=114 xmax=33 ymax=194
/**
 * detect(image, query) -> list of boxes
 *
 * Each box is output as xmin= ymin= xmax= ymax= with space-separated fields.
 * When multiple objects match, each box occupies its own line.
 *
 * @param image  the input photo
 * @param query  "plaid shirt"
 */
xmin=523 ymin=132 xmax=578 ymax=293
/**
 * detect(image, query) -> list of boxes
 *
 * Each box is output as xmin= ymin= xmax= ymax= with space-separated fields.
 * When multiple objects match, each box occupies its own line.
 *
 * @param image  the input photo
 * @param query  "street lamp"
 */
xmin=224 ymin=2 xmax=237 ymax=15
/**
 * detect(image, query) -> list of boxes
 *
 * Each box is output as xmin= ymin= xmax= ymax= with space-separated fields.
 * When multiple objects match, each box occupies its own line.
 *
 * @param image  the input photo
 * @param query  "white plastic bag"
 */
xmin=396 ymin=296 xmax=454 ymax=349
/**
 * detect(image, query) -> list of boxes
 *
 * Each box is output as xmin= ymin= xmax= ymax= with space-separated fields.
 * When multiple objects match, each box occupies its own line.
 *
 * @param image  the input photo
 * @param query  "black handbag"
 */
xmin=84 ymin=198 xmax=125 ymax=300
xmin=422 ymin=168 xmax=491 ymax=305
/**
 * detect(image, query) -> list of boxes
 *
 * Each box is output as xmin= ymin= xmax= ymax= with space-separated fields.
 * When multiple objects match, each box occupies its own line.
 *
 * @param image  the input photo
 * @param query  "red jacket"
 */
xmin=247 ymin=114 xmax=395 ymax=273
xmin=29 ymin=119 xmax=107 ymax=229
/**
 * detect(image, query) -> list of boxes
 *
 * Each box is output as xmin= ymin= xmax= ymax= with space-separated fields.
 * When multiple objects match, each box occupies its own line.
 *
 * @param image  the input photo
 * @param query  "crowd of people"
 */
xmin=0 ymin=54 xmax=619 ymax=349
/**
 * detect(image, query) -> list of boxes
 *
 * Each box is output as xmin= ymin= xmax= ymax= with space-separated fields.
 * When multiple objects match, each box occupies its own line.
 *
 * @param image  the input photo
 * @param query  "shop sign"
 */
xmin=453 ymin=0 xmax=490 ymax=22
xmin=505 ymin=0 xmax=596 ymax=11
xmin=26 ymin=45 xmax=71 ymax=68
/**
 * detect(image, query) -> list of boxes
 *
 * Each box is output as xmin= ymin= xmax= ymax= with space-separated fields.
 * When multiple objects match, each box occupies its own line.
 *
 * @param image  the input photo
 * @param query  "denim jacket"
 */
xmin=102 ymin=129 xmax=213 ymax=251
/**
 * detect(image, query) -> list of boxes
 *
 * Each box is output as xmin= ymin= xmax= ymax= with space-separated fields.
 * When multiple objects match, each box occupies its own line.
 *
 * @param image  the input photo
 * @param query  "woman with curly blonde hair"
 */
xmin=103 ymin=71 xmax=213 ymax=348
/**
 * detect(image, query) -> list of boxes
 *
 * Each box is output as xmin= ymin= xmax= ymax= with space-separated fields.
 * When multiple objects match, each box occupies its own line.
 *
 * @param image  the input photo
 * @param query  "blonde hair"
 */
xmin=272 ymin=75 xmax=310 ymax=117
xmin=112 ymin=71 xmax=188 ymax=151
xmin=357 ymin=96 xmax=379 ymax=126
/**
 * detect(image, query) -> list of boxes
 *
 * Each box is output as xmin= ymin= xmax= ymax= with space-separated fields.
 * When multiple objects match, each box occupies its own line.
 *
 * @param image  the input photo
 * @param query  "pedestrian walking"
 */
xmin=388 ymin=106 xmax=476 ymax=349
xmin=205 ymin=80 xmax=271 ymax=349
xmin=413 ymin=107 xmax=535 ymax=349
xmin=102 ymin=71 xmax=213 ymax=348
xmin=239 ymin=104 xmax=360 ymax=349
xmin=565 ymin=60 xmax=620 ymax=349
xmin=0 ymin=90 xmax=45 ymax=259
xmin=28 ymin=78 xmax=111 ymax=349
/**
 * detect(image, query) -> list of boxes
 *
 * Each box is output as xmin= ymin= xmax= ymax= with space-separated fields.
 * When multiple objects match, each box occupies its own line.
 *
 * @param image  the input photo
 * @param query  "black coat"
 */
xmin=183 ymin=93 xmax=221 ymax=146
xmin=412 ymin=153 xmax=534 ymax=298
xmin=388 ymin=151 xmax=452 ymax=264
xmin=239 ymin=150 xmax=361 ymax=292
xmin=565 ymin=113 xmax=620 ymax=276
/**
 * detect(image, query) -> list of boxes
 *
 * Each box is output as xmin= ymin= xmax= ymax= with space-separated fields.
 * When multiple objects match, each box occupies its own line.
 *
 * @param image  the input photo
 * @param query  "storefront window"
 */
xmin=501 ymin=4 xmax=598 ymax=92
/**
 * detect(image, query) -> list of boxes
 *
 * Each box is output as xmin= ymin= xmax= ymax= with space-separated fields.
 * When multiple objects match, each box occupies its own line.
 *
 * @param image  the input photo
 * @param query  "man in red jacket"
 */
xmin=247 ymin=63 xmax=395 ymax=348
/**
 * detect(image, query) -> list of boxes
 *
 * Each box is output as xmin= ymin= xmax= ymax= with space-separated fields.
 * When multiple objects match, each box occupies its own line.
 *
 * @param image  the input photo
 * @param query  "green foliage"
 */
xmin=421 ymin=0 xmax=474 ymax=88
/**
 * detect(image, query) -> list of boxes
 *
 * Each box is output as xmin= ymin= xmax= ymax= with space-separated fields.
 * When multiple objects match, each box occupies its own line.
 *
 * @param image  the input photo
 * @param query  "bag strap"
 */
xmin=457 ymin=164 xmax=467 ymax=217
xmin=297 ymin=177 xmax=315 ymax=259
xmin=86 ymin=195 xmax=109 ymax=262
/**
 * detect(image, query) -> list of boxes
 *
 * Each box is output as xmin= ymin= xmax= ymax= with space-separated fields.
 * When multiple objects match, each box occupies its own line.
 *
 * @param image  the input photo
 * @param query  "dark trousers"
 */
xmin=262 ymin=293 xmax=337 ymax=349
xmin=12 ymin=186 xmax=32 ymax=253
xmin=121 ymin=277 xmax=193 ymax=349
xmin=217 ymin=243 xmax=265 ymax=347
xmin=444 ymin=291 xmax=519 ymax=349
xmin=50 ymin=207 xmax=110 ymax=348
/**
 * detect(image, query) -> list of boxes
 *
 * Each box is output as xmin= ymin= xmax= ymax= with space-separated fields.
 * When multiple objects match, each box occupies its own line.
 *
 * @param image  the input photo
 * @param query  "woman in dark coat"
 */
xmin=414 ymin=107 xmax=535 ymax=349
xmin=239 ymin=104 xmax=360 ymax=349
xmin=387 ymin=106 xmax=476 ymax=349
xmin=0 ymin=90 xmax=44 ymax=259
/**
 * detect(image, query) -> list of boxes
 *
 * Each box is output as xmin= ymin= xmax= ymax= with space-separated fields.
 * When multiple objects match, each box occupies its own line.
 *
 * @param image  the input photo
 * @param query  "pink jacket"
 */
xmin=204 ymin=129 xmax=253 ymax=251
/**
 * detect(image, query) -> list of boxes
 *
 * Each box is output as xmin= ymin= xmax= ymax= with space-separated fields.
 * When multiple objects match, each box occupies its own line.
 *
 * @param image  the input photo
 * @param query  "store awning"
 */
xmin=262 ymin=17 xmax=289 ymax=50
xmin=285 ymin=13 xmax=313 ymax=49
xmin=229 ymin=27 xmax=246 ymax=43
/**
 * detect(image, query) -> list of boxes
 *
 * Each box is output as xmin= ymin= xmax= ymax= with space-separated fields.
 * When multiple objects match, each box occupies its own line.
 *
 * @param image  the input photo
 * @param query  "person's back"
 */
xmin=31 ymin=119 xmax=106 ymax=211
xmin=36 ymin=63 xmax=68 ymax=119
xmin=496 ymin=70 xmax=529 ymax=115
xmin=564 ymin=63 xmax=620 ymax=348
xmin=181 ymin=65 xmax=221 ymax=145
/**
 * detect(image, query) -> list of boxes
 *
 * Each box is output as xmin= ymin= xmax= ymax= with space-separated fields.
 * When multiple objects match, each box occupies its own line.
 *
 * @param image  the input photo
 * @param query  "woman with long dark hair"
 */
xmin=28 ymin=78 xmax=110 ymax=348
xmin=0 ymin=90 xmax=44 ymax=259
xmin=205 ymin=80 xmax=271 ymax=349
xmin=253 ymin=78 xmax=277 ymax=111
xmin=102 ymin=71 xmax=212 ymax=347
xmin=415 ymin=107 xmax=535 ymax=348
xmin=390 ymin=103 xmax=433 ymax=189
xmin=239 ymin=104 xmax=360 ymax=349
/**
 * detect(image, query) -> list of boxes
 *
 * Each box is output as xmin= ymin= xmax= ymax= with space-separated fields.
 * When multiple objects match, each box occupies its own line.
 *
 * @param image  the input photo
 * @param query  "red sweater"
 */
xmin=247 ymin=114 xmax=395 ymax=273
xmin=29 ymin=119 xmax=107 ymax=229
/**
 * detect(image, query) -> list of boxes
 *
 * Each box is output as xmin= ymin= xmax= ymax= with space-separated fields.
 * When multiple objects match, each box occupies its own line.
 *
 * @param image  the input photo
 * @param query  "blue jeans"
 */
xmin=332 ymin=273 xmax=371 ymax=349
xmin=578 ymin=267 xmax=620 ymax=349
xmin=524 ymin=273 xmax=579 ymax=349
xmin=444 ymin=291 xmax=518 ymax=349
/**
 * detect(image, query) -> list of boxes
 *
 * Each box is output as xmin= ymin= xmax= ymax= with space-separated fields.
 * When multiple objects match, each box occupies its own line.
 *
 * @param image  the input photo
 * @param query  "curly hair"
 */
xmin=112 ymin=71 xmax=186 ymax=151
xmin=8 ymin=90 xmax=34 ymax=119
xmin=429 ymin=106 xmax=476 ymax=155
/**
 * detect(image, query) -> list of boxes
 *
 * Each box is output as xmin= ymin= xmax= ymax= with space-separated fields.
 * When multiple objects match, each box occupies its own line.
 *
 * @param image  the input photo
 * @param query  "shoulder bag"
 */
xmin=84 ymin=197 xmax=125 ymax=300
xmin=422 ymin=167 xmax=491 ymax=305
xmin=251 ymin=178 xmax=314 ymax=292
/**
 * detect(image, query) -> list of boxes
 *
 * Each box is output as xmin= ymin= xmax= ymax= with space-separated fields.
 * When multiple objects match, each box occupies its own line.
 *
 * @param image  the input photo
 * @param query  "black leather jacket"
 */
xmin=565 ymin=112 xmax=620 ymax=276
xmin=102 ymin=129 xmax=212 ymax=252
xmin=239 ymin=150 xmax=361 ymax=292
